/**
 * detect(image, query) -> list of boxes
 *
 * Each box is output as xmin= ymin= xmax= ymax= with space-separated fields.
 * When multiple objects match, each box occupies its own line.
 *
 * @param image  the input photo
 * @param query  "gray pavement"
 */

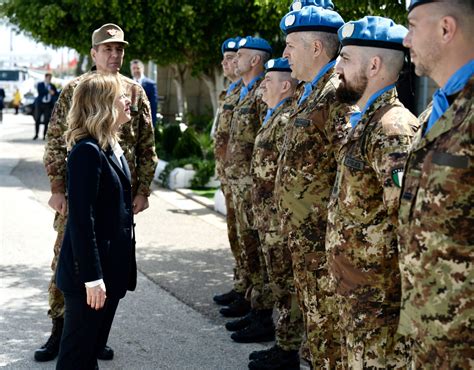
xmin=0 ymin=113 xmax=274 ymax=369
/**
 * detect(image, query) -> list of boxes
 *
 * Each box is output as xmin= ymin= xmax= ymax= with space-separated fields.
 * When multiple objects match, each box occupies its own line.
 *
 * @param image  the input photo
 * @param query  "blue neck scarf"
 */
xmin=424 ymin=59 xmax=474 ymax=136
xmin=297 ymin=60 xmax=336 ymax=107
xmin=263 ymin=98 xmax=289 ymax=126
xmin=226 ymin=79 xmax=241 ymax=96
xmin=349 ymin=84 xmax=396 ymax=129
xmin=240 ymin=73 xmax=264 ymax=102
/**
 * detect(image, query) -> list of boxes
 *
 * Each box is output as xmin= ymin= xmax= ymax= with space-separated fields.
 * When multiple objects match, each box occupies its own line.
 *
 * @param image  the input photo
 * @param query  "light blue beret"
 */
xmin=290 ymin=0 xmax=334 ymax=11
xmin=265 ymin=57 xmax=292 ymax=72
xmin=280 ymin=5 xmax=344 ymax=35
xmin=408 ymin=0 xmax=435 ymax=13
xmin=238 ymin=36 xmax=272 ymax=54
xmin=290 ymin=0 xmax=334 ymax=12
xmin=221 ymin=37 xmax=241 ymax=55
xmin=338 ymin=16 xmax=408 ymax=51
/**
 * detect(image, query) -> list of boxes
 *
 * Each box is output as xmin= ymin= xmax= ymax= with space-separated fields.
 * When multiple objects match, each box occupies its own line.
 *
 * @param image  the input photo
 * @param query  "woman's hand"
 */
xmin=86 ymin=283 xmax=107 ymax=310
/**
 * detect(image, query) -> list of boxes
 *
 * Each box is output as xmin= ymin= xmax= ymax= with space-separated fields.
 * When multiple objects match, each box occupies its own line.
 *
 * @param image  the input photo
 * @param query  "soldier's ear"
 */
xmin=312 ymin=39 xmax=323 ymax=59
xmin=440 ymin=15 xmax=457 ymax=44
xmin=251 ymin=54 xmax=261 ymax=67
xmin=282 ymin=80 xmax=291 ymax=94
xmin=90 ymin=47 xmax=97 ymax=63
xmin=368 ymin=55 xmax=382 ymax=77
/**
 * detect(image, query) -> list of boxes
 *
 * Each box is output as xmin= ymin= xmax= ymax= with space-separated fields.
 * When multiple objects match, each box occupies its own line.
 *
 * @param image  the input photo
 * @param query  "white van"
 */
xmin=0 ymin=67 xmax=30 ymax=105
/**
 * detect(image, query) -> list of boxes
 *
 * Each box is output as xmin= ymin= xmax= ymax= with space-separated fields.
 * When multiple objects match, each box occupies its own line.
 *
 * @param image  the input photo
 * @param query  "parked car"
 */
xmin=21 ymin=92 xmax=36 ymax=115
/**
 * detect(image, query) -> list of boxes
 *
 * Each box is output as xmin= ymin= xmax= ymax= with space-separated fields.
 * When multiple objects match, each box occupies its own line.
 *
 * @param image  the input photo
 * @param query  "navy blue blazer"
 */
xmin=56 ymin=138 xmax=136 ymax=299
xmin=141 ymin=77 xmax=158 ymax=126
xmin=36 ymin=81 xmax=58 ymax=105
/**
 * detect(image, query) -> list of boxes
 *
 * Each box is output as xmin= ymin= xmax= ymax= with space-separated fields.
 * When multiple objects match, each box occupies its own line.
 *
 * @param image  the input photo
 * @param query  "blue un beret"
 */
xmin=338 ymin=16 xmax=408 ymax=51
xmin=408 ymin=0 xmax=435 ymax=13
xmin=290 ymin=0 xmax=334 ymax=11
xmin=238 ymin=36 xmax=272 ymax=54
xmin=221 ymin=37 xmax=241 ymax=55
xmin=265 ymin=57 xmax=292 ymax=73
xmin=280 ymin=5 xmax=344 ymax=35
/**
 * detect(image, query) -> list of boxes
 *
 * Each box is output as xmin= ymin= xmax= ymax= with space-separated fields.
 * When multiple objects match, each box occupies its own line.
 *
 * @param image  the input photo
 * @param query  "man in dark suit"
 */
xmin=34 ymin=73 xmax=58 ymax=140
xmin=131 ymin=59 xmax=158 ymax=126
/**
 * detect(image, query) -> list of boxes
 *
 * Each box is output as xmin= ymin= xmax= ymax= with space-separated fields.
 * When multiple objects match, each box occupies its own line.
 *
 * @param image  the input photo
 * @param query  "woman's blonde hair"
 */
xmin=65 ymin=72 xmax=123 ymax=150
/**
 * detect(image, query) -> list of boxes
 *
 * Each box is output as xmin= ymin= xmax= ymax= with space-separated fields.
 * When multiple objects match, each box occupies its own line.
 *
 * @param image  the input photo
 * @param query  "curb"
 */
xmin=173 ymin=187 xmax=221 ymax=214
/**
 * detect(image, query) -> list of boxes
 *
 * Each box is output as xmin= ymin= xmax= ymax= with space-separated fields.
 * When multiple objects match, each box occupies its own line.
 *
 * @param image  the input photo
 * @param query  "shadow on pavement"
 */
xmin=0 ymin=264 xmax=55 ymax=369
xmin=10 ymin=158 xmax=50 ymax=192
xmin=136 ymin=245 xmax=235 ymax=325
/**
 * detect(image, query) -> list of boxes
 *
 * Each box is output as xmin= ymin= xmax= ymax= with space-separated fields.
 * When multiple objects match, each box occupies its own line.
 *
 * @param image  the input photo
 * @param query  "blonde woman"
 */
xmin=55 ymin=73 xmax=134 ymax=370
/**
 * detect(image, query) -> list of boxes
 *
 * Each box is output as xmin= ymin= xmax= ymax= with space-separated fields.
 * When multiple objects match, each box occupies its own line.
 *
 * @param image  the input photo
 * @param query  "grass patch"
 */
xmin=191 ymin=187 xmax=217 ymax=199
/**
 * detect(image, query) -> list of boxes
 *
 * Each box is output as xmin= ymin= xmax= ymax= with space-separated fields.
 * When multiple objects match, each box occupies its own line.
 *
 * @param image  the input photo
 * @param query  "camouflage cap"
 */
xmin=92 ymin=23 xmax=129 ymax=47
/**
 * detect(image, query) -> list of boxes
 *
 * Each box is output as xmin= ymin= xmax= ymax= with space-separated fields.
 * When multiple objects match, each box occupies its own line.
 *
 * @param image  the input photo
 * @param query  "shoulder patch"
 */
xmin=391 ymin=167 xmax=404 ymax=187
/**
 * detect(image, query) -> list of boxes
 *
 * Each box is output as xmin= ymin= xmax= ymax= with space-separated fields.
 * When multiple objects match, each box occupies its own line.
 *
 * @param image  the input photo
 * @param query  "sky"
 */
xmin=0 ymin=22 xmax=76 ymax=69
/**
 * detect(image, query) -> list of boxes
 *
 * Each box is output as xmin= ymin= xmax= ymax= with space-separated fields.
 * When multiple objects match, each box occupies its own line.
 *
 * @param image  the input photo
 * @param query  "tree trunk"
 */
xmin=202 ymin=67 xmax=224 ymax=116
xmin=76 ymin=54 xmax=87 ymax=75
xmin=170 ymin=63 xmax=188 ymax=118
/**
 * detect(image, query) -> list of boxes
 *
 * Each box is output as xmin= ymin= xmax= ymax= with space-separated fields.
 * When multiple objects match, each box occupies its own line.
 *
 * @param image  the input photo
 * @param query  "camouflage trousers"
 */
xmin=258 ymin=228 xmax=304 ymax=351
xmin=287 ymin=230 xmax=341 ymax=368
xmin=338 ymin=298 xmax=411 ymax=369
xmin=410 ymin=337 xmax=473 ymax=369
xmin=229 ymin=181 xmax=273 ymax=310
xmin=222 ymin=183 xmax=249 ymax=294
xmin=48 ymin=212 xmax=67 ymax=319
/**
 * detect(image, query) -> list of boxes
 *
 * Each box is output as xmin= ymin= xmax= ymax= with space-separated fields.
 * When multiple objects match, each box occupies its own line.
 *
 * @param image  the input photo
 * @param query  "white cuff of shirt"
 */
xmin=85 ymin=279 xmax=104 ymax=288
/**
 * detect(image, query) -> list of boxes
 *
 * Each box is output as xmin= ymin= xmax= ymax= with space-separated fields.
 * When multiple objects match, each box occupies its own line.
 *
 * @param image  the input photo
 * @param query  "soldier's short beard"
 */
xmin=336 ymin=73 xmax=368 ymax=105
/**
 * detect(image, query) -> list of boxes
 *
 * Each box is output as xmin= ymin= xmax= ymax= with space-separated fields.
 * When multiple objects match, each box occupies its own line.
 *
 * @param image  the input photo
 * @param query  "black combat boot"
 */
xmin=248 ymin=345 xmax=300 ymax=370
xmin=219 ymin=295 xmax=251 ymax=317
xmin=96 ymin=345 xmax=114 ymax=360
xmin=225 ymin=309 xmax=256 ymax=331
xmin=249 ymin=344 xmax=279 ymax=361
xmin=230 ymin=309 xmax=275 ymax=343
xmin=34 ymin=317 xmax=64 ymax=362
xmin=213 ymin=289 xmax=241 ymax=306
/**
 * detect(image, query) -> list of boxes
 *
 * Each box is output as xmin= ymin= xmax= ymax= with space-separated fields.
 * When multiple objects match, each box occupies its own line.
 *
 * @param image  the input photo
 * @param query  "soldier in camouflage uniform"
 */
xmin=247 ymin=58 xmax=303 ymax=370
xmin=277 ymin=6 xmax=353 ymax=368
xmin=223 ymin=36 xmax=275 ymax=342
xmin=212 ymin=37 xmax=250 ymax=307
xmin=398 ymin=1 xmax=474 ymax=368
xmin=326 ymin=17 xmax=419 ymax=368
xmin=35 ymin=24 xmax=157 ymax=362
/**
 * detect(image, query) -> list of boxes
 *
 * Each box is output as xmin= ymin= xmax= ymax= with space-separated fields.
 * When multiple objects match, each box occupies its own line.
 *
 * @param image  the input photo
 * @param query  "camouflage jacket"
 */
xmin=326 ymin=88 xmax=419 ymax=309
xmin=44 ymin=72 xmax=158 ymax=197
xmin=214 ymin=81 xmax=242 ymax=183
xmin=397 ymin=77 xmax=474 ymax=344
xmin=251 ymin=98 xmax=294 ymax=231
xmin=224 ymin=76 xmax=267 ymax=184
xmin=274 ymin=69 xmax=353 ymax=241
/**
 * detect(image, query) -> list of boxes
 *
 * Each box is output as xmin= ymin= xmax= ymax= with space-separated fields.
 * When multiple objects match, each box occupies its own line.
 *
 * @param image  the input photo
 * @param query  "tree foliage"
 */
xmin=1 ymin=0 xmax=408 ymax=78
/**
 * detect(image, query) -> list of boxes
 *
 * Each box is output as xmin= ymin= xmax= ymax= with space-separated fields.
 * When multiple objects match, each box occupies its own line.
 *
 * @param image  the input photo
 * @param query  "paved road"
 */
xmin=0 ymin=113 xmax=274 ymax=369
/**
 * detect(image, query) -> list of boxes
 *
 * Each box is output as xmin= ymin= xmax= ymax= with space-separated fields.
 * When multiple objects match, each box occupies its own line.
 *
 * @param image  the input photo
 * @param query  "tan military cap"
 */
xmin=92 ymin=23 xmax=129 ymax=47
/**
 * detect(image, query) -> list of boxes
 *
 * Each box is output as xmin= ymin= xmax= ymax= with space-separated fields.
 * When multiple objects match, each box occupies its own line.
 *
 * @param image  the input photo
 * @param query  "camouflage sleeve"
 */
xmin=134 ymin=85 xmax=158 ymax=197
xmin=256 ymin=91 xmax=267 ymax=125
xmin=43 ymin=83 xmax=75 ymax=194
xmin=366 ymin=116 xmax=416 ymax=223
xmin=326 ymin=101 xmax=354 ymax=157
